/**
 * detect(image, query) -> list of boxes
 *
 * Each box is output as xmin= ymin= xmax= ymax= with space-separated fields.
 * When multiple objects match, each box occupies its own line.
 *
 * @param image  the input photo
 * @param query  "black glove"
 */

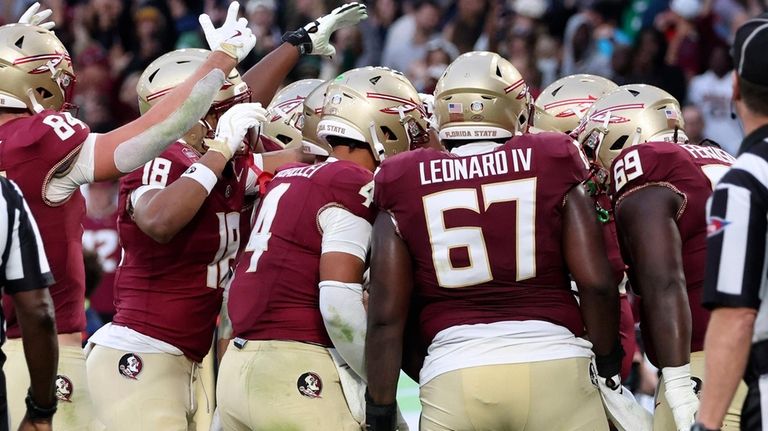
xmin=690 ymin=423 xmax=720 ymax=431
xmin=595 ymin=340 xmax=624 ymax=390
xmin=365 ymin=390 xmax=397 ymax=431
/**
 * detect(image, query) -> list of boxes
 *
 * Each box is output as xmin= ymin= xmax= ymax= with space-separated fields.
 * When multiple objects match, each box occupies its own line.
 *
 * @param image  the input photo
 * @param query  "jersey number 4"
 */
xmin=244 ymin=182 xmax=291 ymax=272
xmin=423 ymin=178 xmax=537 ymax=288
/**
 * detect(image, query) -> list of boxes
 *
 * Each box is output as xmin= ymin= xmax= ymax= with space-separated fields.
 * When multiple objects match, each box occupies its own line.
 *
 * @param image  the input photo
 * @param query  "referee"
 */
xmin=694 ymin=15 xmax=768 ymax=431
xmin=0 ymin=177 xmax=58 ymax=431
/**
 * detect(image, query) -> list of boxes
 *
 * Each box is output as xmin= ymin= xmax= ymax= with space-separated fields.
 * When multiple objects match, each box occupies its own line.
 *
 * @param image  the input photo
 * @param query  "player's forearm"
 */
xmin=579 ymin=283 xmax=620 ymax=356
xmin=93 ymin=52 xmax=235 ymax=180
xmin=261 ymin=147 xmax=314 ymax=174
xmin=697 ymin=308 xmax=755 ymax=428
xmin=365 ymin=322 xmax=403 ymax=405
xmin=242 ymin=44 xmax=300 ymax=106
xmin=135 ymin=152 xmax=227 ymax=243
xmin=14 ymin=290 xmax=58 ymax=407
xmin=640 ymin=276 xmax=692 ymax=367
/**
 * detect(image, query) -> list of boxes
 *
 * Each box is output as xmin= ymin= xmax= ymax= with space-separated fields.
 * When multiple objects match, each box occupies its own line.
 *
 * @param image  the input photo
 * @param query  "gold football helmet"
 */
xmin=433 ymin=51 xmax=531 ymax=140
xmin=533 ymin=74 xmax=617 ymax=133
xmin=0 ymin=24 xmax=76 ymax=112
xmin=261 ymin=78 xmax=324 ymax=152
xmin=136 ymin=49 xmax=250 ymax=116
xmin=301 ymin=81 xmax=332 ymax=156
xmin=319 ymin=67 xmax=430 ymax=161
xmin=576 ymin=84 xmax=686 ymax=170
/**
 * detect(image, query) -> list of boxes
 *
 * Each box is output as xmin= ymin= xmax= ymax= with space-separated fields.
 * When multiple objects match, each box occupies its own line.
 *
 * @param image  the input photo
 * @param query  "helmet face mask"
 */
xmin=318 ymin=67 xmax=429 ymax=161
xmin=0 ymin=24 xmax=77 ymax=113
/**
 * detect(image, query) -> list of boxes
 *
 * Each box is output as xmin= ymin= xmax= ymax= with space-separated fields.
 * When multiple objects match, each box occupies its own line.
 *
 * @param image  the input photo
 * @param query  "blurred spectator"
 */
xmin=241 ymin=0 xmax=282 ymax=69
xmin=82 ymin=181 xmax=121 ymax=324
xmin=356 ymin=0 xmax=401 ymax=67
xmin=562 ymin=12 xmax=611 ymax=76
xmin=443 ymin=0 xmax=490 ymax=53
xmin=535 ymin=35 xmax=560 ymax=88
xmin=409 ymin=38 xmax=459 ymax=92
xmin=382 ymin=0 xmax=441 ymax=76
xmin=169 ymin=0 xmax=205 ymax=49
xmin=628 ymin=28 xmax=687 ymax=103
xmin=83 ymin=249 xmax=105 ymax=340
xmin=687 ymin=44 xmax=743 ymax=154
xmin=656 ymin=0 xmax=726 ymax=80
xmin=682 ymin=105 xmax=706 ymax=145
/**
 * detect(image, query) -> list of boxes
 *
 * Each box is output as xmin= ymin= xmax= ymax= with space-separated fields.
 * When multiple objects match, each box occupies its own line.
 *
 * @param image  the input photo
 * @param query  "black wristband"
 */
xmin=281 ymin=27 xmax=313 ymax=55
xmin=691 ymin=422 xmax=720 ymax=431
xmin=365 ymin=390 xmax=397 ymax=431
xmin=595 ymin=340 xmax=624 ymax=379
xmin=25 ymin=389 xmax=57 ymax=421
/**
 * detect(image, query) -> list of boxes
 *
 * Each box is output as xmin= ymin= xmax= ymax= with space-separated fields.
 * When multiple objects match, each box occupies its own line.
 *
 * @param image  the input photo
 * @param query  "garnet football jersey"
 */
xmin=228 ymin=159 xmax=375 ymax=346
xmin=610 ymin=141 xmax=734 ymax=361
xmin=113 ymin=142 xmax=253 ymax=362
xmin=0 ymin=110 xmax=90 ymax=337
xmin=82 ymin=209 xmax=120 ymax=317
xmin=375 ymin=133 xmax=590 ymax=346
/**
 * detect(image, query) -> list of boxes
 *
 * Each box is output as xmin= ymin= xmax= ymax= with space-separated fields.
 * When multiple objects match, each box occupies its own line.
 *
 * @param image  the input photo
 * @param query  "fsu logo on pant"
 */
xmin=55 ymin=375 xmax=73 ymax=402
xmin=118 ymin=353 xmax=144 ymax=380
xmin=297 ymin=372 xmax=323 ymax=398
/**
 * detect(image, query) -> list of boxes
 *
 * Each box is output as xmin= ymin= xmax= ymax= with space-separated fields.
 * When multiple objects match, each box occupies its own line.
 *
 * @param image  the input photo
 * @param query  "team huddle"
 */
xmin=0 ymin=1 xmax=755 ymax=431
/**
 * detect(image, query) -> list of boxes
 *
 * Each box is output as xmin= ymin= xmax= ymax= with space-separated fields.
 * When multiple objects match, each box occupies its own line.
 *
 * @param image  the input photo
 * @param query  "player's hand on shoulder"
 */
xmin=198 ymin=1 xmax=256 ymax=63
xmin=206 ymin=103 xmax=268 ymax=160
xmin=18 ymin=2 xmax=55 ymax=30
xmin=283 ymin=2 xmax=368 ymax=56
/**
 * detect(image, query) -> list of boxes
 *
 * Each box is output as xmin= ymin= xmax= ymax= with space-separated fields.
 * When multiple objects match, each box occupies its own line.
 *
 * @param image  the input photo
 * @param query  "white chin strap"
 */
xmin=369 ymin=121 xmax=386 ymax=160
xmin=26 ymin=89 xmax=45 ymax=113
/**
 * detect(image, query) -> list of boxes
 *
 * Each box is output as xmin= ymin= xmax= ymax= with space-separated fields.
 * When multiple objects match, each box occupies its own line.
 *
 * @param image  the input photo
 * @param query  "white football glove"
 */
xmin=198 ymin=1 xmax=256 ymax=62
xmin=282 ymin=2 xmax=368 ymax=57
xmin=206 ymin=103 xmax=268 ymax=160
xmin=663 ymin=364 xmax=700 ymax=431
xmin=19 ymin=2 xmax=55 ymax=30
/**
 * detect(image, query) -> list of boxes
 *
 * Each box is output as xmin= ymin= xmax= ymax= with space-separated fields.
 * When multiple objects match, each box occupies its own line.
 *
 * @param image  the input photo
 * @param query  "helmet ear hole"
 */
xmin=276 ymin=134 xmax=293 ymax=145
xmin=380 ymin=126 xmax=397 ymax=140
xmin=609 ymin=135 xmax=629 ymax=151
xmin=495 ymin=65 xmax=502 ymax=78
xmin=36 ymin=87 xmax=53 ymax=99
xmin=14 ymin=36 xmax=24 ymax=49
xmin=147 ymin=69 xmax=159 ymax=83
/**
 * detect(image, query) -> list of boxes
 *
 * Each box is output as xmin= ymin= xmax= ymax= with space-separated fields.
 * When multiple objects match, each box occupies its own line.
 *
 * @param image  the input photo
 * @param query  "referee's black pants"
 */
xmin=742 ymin=377 xmax=765 ymax=430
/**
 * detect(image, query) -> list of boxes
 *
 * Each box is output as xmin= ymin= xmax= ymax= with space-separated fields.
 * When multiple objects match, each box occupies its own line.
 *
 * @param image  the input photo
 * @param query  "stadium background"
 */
xmin=2 ymin=0 xmax=762 ymax=428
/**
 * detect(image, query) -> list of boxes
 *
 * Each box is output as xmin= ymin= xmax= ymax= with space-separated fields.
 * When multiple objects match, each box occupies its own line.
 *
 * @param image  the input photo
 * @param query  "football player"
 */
xmin=365 ymin=52 xmax=620 ymax=431
xmin=260 ymin=78 xmax=325 ymax=152
xmin=217 ymin=66 xmax=430 ymax=430
xmin=0 ymin=3 xmax=256 ymax=429
xmin=83 ymin=48 xmax=282 ymax=430
xmin=534 ymin=74 xmax=637 ymax=380
xmin=577 ymin=84 xmax=744 ymax=431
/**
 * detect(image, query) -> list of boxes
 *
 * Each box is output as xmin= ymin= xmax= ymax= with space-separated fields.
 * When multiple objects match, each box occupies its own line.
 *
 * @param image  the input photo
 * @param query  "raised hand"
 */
xmin=198 ymin=1 xmax=256 ymax=63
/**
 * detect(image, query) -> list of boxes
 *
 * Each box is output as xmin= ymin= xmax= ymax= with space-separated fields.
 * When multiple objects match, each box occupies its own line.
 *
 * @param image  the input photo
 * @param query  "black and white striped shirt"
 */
xmin=0 ymin=176 xmax=53 ymax=346
xmin=704 ymin=125 xmax=768 ymax=337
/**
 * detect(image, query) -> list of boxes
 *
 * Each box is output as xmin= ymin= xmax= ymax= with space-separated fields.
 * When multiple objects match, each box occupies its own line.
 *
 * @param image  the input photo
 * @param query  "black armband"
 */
xmin=365 ymin=390 xmax=397 ymax=431
xmin=25 ymin=389 xmax=57 ymax=421
xmin=595 ymin=340 xmax=624 ymax=379
xmin=281 ymin=27 xmax=313 ymax=55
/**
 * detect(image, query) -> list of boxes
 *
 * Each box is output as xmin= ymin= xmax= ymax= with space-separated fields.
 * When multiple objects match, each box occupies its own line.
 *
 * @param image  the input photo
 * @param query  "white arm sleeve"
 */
xmin=45 ymin=133 xmax=97 ymax=203
xmin=319 ymin=280 xmax=367 ymax=379
xmin=318 ymin=206 xmax=372 ymax=262
xmin=113 ymin=69 xmax=226 ymax=174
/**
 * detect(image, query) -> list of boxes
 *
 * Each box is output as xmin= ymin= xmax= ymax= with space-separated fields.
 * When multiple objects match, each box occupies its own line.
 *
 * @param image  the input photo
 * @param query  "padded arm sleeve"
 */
xmin=45 ymin=133 xmax=97 ymax=203
xmin=319 ymin=280 xmax=367 ymax=379
xmin=112 ymin=69 xmax=226 ymax=174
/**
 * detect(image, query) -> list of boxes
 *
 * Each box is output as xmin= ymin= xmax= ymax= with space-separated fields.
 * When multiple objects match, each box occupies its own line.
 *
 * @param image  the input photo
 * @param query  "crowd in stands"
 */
xmin=1 ymin=0 xmax=761 ymax=153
